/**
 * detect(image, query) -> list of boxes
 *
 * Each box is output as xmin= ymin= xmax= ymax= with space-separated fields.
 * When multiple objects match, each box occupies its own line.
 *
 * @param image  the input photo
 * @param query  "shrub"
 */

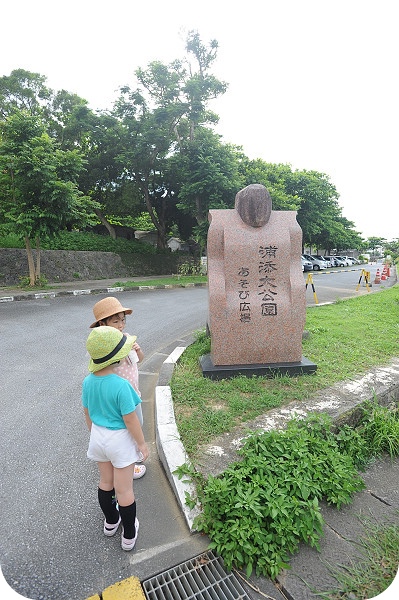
xmin=0 ymin=230 xmax=157 ymax=254
xmin=184 ymin=414 xmax=366 ymax=579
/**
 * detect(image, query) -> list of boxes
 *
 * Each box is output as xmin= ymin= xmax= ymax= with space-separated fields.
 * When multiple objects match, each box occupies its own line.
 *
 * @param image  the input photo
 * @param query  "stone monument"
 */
xmin=200 ymin=183 xmax=317 ymax=379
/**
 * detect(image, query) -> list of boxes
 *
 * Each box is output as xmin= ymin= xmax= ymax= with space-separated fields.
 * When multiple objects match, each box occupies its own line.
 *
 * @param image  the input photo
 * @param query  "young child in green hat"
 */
xmin=83 ymin=326 xmax=149 ymax=551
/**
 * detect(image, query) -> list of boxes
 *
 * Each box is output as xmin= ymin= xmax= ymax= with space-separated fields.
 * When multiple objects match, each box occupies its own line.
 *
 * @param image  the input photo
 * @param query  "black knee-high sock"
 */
xmin=119 ymin=501 xmax=137 ymax=539
xmin=98 ymin=488 xmax=119 ymax=524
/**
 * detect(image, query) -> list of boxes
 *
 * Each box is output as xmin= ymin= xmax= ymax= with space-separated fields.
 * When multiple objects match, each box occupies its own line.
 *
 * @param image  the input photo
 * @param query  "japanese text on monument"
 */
xmin=237 ymin=245 xmax=279 ymax=322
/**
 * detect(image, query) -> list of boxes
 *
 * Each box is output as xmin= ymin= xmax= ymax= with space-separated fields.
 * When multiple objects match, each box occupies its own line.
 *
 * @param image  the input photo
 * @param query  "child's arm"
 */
xmin=123 ymin=410 xmax=149 ymax=460
xmin=83 ymin=407 xmax=92 ymax=431
xmin=133 ymin=342 xmax=144 ymax=363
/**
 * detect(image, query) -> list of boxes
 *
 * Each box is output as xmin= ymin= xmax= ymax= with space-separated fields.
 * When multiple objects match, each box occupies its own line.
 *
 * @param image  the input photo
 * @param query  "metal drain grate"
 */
xmin=142 ymin=551 xmax=251 ymax=600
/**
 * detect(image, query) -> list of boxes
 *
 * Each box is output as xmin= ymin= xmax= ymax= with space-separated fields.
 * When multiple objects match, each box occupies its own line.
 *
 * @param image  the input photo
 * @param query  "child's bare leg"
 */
xmin=113 ymin=464 xmax=135 ymax=506
xmin=98 ymin=461 xmax=114 ymax=491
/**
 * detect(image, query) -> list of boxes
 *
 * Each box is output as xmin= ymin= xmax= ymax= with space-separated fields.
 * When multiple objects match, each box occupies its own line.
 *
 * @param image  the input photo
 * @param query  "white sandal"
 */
xmin=103 ymin=516 xmax=121 ymax=536
xmin=121 ymin=518 xmax=139 ymax=551
xmin=133 ymin=464 xmax=146 ymax=479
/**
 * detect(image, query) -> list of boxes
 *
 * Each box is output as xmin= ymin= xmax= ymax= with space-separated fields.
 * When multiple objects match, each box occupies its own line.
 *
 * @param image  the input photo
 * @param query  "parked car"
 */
xmin=334 ymin=255 xmax=350 ymax=267
xmin=301 ymin=255 xmax=313 ymax=272
xmin=302 ymin=254 xmax=327 ymax=270
xmin=312 ymin=255 xmax=332 ymax=268
xmin=325 ymin=256 xmax=339 ymax=267
xmin=342 ymin=256 xmax=358 ymax=265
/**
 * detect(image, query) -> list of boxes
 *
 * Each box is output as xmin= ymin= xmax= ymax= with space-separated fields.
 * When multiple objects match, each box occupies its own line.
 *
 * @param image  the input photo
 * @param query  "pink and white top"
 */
xmin=113 ymin=349 xmax=141 ymax=397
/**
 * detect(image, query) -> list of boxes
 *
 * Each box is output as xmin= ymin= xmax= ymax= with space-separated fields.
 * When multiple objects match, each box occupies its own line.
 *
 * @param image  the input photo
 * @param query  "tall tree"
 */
xmin=45 ymin=90 xmax=131 ymax=237
xmin=170 ymin=127 xmax=244 ymax=248
xmin=0 ymin=111 xmax=98 ymax=285
xmin=0 ymin=68 xmax=52 ymax=119
xmin=241 ymin=159 xmax=302 ymax=211
xmin=113 ymin=31 xmax=228 ymax=249
xmin=366 ymin=237 xmax=386 ymax=252
xmin=0 ymin=71 xmax=132 ymax=239
xmin=291 ymin=170 xmax=339 ymax=251
xmin=384 ymin=239 xmax=399 ymax=264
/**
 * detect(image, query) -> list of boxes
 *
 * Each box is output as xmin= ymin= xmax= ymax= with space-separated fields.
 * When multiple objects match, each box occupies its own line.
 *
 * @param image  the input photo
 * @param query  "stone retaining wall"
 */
xmin=0 ymin=248 xmax=181 ymax=286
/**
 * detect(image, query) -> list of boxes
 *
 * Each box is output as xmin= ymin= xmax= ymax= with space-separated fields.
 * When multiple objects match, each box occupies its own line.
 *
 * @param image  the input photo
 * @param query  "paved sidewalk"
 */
xmin=1 ymin=277 xmax=399 ymax=600
xmin=0 ymin=276 xmax=180 ymax=302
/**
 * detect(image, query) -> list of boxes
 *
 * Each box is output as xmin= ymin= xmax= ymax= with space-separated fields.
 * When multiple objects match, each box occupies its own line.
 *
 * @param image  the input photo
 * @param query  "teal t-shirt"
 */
xmin=82 ymin=373 xmax=141 ymax=430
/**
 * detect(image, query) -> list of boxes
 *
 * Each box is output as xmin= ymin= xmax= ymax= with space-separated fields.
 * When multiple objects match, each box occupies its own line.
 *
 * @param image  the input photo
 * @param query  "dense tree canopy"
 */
xmin=0 ymin=111 xmax=97 ymax=284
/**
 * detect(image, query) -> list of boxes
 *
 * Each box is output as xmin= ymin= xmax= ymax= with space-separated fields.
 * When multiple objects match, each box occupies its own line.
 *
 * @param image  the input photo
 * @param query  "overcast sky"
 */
xmin=1 ymin=0 xmax=398 ymax=244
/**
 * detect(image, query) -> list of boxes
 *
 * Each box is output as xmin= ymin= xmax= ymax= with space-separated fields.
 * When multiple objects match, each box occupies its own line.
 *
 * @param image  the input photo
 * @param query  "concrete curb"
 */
xmin=0 ymin=282 xmax=207 ymax=303
xmin=84 ymin=576 xmax=145 ymax=599
xmin=155 ymin=347 xmax=201 ymax=531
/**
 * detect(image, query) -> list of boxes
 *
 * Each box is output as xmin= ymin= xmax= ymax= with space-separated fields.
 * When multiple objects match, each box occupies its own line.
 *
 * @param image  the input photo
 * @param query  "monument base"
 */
xmin=200 ymin=354 xmax=317 ymax=380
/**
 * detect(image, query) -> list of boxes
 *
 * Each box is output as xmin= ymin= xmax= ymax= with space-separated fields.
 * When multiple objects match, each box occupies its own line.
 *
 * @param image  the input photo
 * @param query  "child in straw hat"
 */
xmin=90 ymin=296 xmax=146 ymax=480
xmin=83 ymin=326 xmax=149 ymax=551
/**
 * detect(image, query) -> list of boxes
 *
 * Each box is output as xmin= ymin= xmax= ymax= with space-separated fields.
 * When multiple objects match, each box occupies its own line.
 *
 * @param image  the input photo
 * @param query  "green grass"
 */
xmin=319 ymin=519 xmax=399 ymax=599
xmin=171 ymin=285 xmax=399 ymax=458
xmin=112 ymin=275 xmax=207 ymax=287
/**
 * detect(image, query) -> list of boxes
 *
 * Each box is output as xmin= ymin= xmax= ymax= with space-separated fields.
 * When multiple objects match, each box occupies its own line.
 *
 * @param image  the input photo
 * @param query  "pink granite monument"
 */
xmin=201 ymin=183 xmax=316 ymax=379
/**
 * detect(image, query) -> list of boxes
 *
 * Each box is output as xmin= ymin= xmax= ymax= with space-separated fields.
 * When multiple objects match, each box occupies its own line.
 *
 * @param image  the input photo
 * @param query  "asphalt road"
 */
xmin=0 ymin=266 xmax=395 ymax=599
xmin=304 ymin=263 xmax=392 ymax=304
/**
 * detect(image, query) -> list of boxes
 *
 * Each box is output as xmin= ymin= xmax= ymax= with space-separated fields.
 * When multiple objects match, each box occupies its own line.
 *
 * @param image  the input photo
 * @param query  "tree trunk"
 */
xmin=35 ymin=236 xmax=41 ymax=281
xmin=156 ymin=226 xmax=167 ymax=250
xmin=142 ymin=187 xmax=167 ymax=250
xmin=194 ymin=195 xmax=207 ymax=226
xmin=24 ymin=236 xmax=36 ymax=286
xmin=94 ymin=209 xmax=117 ymax=239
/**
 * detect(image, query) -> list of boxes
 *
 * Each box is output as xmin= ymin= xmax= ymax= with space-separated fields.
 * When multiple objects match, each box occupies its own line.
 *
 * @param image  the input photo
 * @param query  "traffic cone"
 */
xmin=384 ymin=265 xmax=391 ymax=277
xmin=374 ymin=269 xmax=381 ymax=284
xmin=382 ymin=265 xmax=388 ymax=277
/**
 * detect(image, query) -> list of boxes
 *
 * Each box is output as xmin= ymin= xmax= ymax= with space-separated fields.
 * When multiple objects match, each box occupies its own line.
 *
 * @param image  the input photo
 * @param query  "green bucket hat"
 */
xmin=86 ymin=326 xmax=137 ymax=373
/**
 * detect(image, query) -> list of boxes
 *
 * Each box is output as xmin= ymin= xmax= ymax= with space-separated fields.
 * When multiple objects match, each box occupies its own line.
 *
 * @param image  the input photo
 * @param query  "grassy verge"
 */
xmin=171 ymin=285 xmax=399 ymax=458
xmin=320 ymin=519 xmax=399 ymax=599
xmin=112 ymin=275 xmax=207 ymax=287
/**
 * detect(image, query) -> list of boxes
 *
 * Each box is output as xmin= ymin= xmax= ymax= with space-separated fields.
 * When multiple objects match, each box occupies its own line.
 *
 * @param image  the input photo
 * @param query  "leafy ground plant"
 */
xmin=176 ymin=403 xmax=399 ymax=582
xmin=181 ymin=414 xmax=366 ymax=580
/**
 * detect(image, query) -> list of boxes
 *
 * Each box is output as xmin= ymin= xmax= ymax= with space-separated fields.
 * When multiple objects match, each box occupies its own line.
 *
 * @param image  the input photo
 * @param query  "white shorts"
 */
xmin=87 ymin=424 xmax=141 ymax=468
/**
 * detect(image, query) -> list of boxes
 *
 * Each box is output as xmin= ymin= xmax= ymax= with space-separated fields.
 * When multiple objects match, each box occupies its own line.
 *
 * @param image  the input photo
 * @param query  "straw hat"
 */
xmin=90 ymin=296 xmax=132 ymax=328
xmin=86 ymin=326 xmax=137 ymax=373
